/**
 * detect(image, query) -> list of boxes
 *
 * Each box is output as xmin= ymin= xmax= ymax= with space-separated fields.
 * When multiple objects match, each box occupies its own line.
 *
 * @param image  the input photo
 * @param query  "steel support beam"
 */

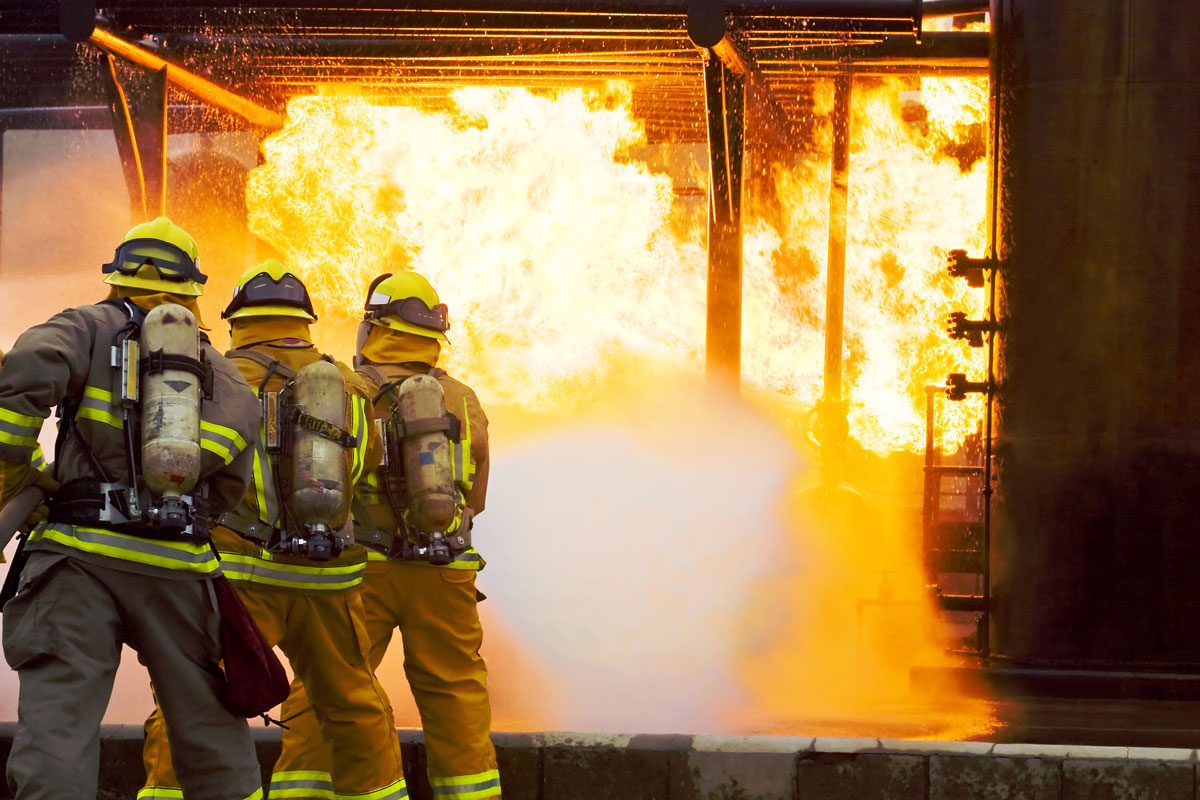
xmin=702 ymin=51 xmax=746 ymax=382
xmin=818 ymin=73 xmax=852 ymax=453
xmin=89 ymin=28 xmax=284 ymax=130
xmin=690 ymin=7 xmax=793 ymax=154
xmin=100 ymin=54 xmax=149 ymax=220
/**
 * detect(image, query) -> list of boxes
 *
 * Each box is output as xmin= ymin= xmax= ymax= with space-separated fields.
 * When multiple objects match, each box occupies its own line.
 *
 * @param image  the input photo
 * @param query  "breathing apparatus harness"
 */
xmin=220 ymin=348 xmax=357 ymax=561
xmin=355 ymin=363 xmax=470 ymax=566
xmin=47 ymin=298 xmax=214 ymax=541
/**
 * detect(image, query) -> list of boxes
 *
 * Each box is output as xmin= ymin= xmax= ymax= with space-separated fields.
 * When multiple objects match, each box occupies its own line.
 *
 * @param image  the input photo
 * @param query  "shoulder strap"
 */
xmin=226 ymin=349 xmax=298 ymax=394
xmin=225 ymin=348 xmax=298 ymax=380
xmin=360 ymin=365 xmax=401 ymax=408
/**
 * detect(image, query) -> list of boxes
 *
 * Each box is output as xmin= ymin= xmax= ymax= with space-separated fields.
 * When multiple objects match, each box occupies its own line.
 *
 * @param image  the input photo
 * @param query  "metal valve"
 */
xmin=947 ymin=249 xmax=996 ymax=288
xmin=946 ymin=373 xmax=992 ymax=401
xmin=947 ymin=312 xmax=998 ymax=347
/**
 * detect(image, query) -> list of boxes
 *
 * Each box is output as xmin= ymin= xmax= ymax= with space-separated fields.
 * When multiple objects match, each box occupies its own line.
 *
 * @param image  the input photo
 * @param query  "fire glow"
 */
xmin=244 ymin=77 xmax=995 ymax=738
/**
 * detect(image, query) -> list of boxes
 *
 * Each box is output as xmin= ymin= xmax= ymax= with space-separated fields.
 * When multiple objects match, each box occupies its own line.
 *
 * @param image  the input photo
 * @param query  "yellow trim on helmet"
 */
xmin=366 ymin=314 xmax=450 ymax=341
xmin=225 ymin=304 xmax=316 ymax=321
xmin=103 ymin=270 xmax=204 ymax=297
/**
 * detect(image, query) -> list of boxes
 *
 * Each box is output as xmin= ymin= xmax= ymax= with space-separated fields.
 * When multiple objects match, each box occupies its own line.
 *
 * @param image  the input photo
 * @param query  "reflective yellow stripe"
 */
xmin=364 ymin=547 xmax=482 ymax=570
xmin=28 ymin=523 xmax=220 ymax=574
xmin=220 ymin=552 xmax=365 ymax=591
xmin=201 ymin=420 xmax=248 ymax=465
xmin=200 ymin=437 xmax=236 ymax=464
xmin=78 ymin=386 xmax=124 ymax=429
xmin=200 ymin=419 xmax=247 ymax=450
xmin=0 ymin=403 xmax=44 ymax=446
xmin=0 ymin=429 xmax=39 ymax=447
xmin=430 ymin=769 xmax=501 ymax=799
xmin=270 ymin=770 xmax=335 ymax=800
xmin=334 ymin=776 xmax=408 ymax=800
xmin=350 ymin=395 xmax=367 ymax=485
xmin=137 ymin=788 xmax=184 ymax=800
xmin=243 ymin=789 xmax=264 ymax=800
xmin=30 ymin=446 xmax=46 ymax=471
xmin=76 ymin=407 xmax=124 ymax=429
xmin=251 ymin=441 xmax=280 ymax=526
xmin=458 ymin=397 xmax=474 ymax=491
xmin=0 ymin=407 xmax=43 ymax=428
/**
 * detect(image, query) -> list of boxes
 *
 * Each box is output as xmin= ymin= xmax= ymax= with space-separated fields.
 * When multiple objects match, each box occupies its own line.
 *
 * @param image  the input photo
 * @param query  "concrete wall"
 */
xmin=0 ymin=726 xmax=1198 ymax=799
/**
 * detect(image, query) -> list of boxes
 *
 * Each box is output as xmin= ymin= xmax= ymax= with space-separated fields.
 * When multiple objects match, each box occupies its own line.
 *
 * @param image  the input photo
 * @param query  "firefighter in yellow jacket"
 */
xmin=139 ymin=260 xmax=407 ymax=800
xmin=273 ymin=271 xmax=501 ymax=799
xmin=0 ymin=217 xmax=265 ymax=800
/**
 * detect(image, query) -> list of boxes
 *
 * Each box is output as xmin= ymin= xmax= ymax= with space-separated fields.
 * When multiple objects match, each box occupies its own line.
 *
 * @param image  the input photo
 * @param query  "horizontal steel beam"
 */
xmin=88 ymin=28 xmax=285 ymax=129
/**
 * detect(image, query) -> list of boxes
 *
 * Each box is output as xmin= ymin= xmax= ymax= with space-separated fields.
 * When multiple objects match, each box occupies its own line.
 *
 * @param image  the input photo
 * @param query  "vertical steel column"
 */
xmin=703 ymin=51 xmax=746 ymax=382
xmin=819 ymin=74 xmax=853 ymax=451
xmin=100 ymin=54 xmax=168 ymax=221
xmin=101 ymin=54 xmax=148 ymax=220
xmin=133 ymin=66 xmax=168 ymax=218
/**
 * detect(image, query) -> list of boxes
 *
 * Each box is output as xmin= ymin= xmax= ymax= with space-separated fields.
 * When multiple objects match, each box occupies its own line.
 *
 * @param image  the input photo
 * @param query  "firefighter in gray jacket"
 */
xmin=0 ymin=217 xmax=265 ymax=800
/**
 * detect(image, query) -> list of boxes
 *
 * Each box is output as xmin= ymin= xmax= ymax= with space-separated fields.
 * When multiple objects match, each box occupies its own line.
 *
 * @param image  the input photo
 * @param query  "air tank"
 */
xmin=397 ymin=374 xmax=457 ymax=533
xmin=991 ymin=0 xmax=1200 ymax=668
xmin=290 ymin=359 xmax=350 ymax=530
xmin=140 ymin=304 xmax=201 ymax=500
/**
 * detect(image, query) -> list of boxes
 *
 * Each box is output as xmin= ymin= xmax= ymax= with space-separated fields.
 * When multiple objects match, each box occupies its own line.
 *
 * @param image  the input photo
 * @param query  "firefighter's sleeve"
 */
xmin=0 ymin=309 xmax=93 ymax=465
xmin=343 ymin=368 xmax=382 ymax=486
xmin=202 ymin=364 xmax=260 ymax=517
xmin=459 ymin=385 xmax=490 ymax=516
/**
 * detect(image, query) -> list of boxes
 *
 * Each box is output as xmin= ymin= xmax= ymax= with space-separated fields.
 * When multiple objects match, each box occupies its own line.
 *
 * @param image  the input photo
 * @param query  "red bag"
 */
xmin=212 ymin=574 xmax=290 ymax=717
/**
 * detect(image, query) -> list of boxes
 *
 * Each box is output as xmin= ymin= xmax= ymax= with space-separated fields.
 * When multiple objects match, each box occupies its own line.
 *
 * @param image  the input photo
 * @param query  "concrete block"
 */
xmin=1127 ymin=748 xmax=1196 ymax=762
xmin=813 ymin=737 xmax=882 ymax=753
xmin=671 ymin=742 xmax=806 ymax=800
xmin=796 ymin=752 xmax=926 ymax=800
xmin=880 ymin=739 xmax=995 ymax=756
xmin=96 ymin=733 xmax=145 ymax=800
xmin=401 ymin=739 xmax=433 ymax=800
xmin=1061 ymin=746 xmax=1129 ymax=760
xmin=693 ymin=735 xmax=815 ymax=754
xmin=1063 ymin=759 xmax=1193 ymax=800
xmin=544 ymin=744 xmax=670 ymax=800
xmin=930 ymin=755 xmax=1061 ymax=800
xmin=496 ymin=740 xmax=541 ymax=800
xmin=993 ymin=743 xmax=1075 ymax=758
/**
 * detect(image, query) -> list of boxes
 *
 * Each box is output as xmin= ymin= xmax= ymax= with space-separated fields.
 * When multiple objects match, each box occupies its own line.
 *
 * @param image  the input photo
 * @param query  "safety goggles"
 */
xmin=102 ymin=238 xmax=207 ymax=285
xmin=222 ymin=271 xmax=317 ymax=319
xmin=364 ymin=296 xmax=450 ymax=333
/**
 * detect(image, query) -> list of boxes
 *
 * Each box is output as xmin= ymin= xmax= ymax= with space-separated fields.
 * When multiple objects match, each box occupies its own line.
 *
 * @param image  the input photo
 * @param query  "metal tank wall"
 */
xmin=991 ymin=0 xmax=1200 ymax=668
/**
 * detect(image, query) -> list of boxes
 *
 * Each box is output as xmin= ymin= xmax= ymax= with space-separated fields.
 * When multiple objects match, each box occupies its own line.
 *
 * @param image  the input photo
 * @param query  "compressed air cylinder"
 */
xmin=140 ymin=304 xmax=202 ymax=498
xmin=290 ymin=360 xmax=350 ymax=529
xmin=398 ymin=374 xmax=456 ymax=532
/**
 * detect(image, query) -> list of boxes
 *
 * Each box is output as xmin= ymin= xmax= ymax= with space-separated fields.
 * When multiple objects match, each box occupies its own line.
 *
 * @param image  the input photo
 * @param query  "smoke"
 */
xmin=475 ymin=375 xmax=800 ymax=733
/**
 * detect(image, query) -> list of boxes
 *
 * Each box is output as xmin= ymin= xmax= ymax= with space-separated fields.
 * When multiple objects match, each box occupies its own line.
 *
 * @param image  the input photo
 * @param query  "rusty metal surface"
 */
xmin=991 ymin=0 xmax=1200 ymax=668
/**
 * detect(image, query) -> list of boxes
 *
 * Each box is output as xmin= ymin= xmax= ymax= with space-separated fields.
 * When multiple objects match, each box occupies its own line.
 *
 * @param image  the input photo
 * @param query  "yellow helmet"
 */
xmin=102 ymin=216 xmax=206 ymax=297
xmin=363 ymin=271 xmax=449 ymax=341
xmin=222 ymin=259 xmax=317 ymax=321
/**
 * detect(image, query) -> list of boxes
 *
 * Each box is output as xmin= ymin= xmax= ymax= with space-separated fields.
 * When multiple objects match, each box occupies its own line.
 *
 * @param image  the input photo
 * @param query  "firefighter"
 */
xmin=273 ymin=271 xmax=501 ymax=800
xmin=0 ymin=217 xmax=265 ymax=800
xmin=138 ymin=259 xmax=407 ymax=800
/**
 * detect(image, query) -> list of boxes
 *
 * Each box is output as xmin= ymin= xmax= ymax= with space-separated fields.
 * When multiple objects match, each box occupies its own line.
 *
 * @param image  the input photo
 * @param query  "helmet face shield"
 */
xmin=223 ymin=271 xmax=317 ymax=320
xmin=365 ymin=296 xmax=449 ymax=334
xmin=103 ymin=238 xmax=207 ymax=285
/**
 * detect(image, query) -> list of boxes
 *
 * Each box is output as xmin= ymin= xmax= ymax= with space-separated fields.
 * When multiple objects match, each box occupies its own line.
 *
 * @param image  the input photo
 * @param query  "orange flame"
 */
xmin=247 ymin=78 xmax=986 ymax=453
xmin=244 ymin=76 xmax=996 ymax=738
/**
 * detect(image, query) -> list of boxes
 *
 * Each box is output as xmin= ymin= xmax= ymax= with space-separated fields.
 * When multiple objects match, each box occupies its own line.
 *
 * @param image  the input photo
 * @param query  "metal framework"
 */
xmin=0 ymin=0 xmax=989 ymax=381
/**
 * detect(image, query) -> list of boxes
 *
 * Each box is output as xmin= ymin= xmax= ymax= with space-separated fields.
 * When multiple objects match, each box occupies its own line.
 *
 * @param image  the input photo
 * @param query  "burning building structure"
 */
xmin=2 ymin=0 xmax=1198 ymax=750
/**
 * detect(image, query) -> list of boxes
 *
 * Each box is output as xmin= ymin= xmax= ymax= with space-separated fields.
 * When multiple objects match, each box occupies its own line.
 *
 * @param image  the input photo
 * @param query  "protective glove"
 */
xmin=0 ymin=459 xmax=60 ymax=506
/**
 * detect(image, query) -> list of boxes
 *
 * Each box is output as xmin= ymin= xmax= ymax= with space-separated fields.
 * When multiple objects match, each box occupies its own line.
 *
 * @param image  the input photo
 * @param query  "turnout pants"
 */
xmin=140 ymin=581 xmax=406 ymax=800
xmin=2 ymin=552 xmax=262 ymax=800
xmin=275 ymin=561 xmax=501 ymax=800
